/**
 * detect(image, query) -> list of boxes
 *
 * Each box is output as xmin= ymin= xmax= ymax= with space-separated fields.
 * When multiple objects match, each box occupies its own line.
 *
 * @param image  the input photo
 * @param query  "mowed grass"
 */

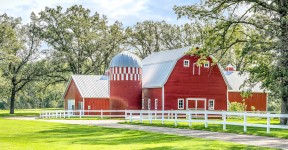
xmin=0 ymin=118 xmax=275 ymax=150
xmin=125 ymin=118 xmax=288 ymax=139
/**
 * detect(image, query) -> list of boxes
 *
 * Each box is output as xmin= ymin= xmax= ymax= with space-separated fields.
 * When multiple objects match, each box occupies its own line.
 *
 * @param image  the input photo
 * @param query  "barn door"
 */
xmin=193 ymin=63 xmax=200 ymax=75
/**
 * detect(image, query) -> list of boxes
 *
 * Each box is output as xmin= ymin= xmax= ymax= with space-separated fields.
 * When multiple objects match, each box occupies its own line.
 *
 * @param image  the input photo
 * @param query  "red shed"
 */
xmin=63 ymin=75 xmax=109 ymax=112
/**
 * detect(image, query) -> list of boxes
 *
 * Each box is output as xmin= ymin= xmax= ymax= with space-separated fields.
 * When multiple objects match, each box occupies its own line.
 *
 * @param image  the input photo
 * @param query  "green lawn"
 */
xmin=124 ymin=118 xmax=288 ymax=139
xmin=0 ymin=118 xmax=275 ymax=150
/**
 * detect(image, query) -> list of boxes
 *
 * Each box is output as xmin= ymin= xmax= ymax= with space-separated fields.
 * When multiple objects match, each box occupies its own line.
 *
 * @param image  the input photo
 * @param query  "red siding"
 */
xmin=228 ymin=92 xmax=267 ymax=111
xmin=84 ymin=98 xmax=110 ymax=110
xmin=164 ymin=55 xmax=227 ymax=110
xmin=64 ymin=80 xmax=82 ymax=110
xmin=110 ymin=80 xmax=142 ymax=110
xmin=142 ymin=88 xmax=162 ymax=110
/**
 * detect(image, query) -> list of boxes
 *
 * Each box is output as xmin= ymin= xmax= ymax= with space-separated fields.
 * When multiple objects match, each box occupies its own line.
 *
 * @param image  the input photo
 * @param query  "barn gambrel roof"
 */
xmin=142 ymin=47 xmax=266 ymax=93
xmin=142 ymin=47 xmax=192 ymax=88
xmin=64 ymin=75 xmax=109 ymax=98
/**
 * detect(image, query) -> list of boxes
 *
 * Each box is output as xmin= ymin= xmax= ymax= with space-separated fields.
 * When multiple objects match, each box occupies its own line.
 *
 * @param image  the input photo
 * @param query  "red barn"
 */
xmin=141 ymin=47 xmax=268 ymax=111
xmin=63 ymin=75 xmax=109 ymax=111
xmin=64 ymin=47 xmax=268 ymax=112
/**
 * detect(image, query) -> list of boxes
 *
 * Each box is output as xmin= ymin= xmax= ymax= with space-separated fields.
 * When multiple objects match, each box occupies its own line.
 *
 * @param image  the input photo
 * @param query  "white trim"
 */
xmin=178 ymin=99 xmax=184 ymax=109
xmin=115 ymin=67 xmax=118 ymax=74
xmin=128 ymin=67 xmax=131 ymax=73
xmin=123 ymin=67 xmax=126 ymax=73
xmin=227 ymin=86 xmax=229 ymax=111
xmin=119 ymin=67 xmax=122 ymax=74
xmin=208 ymin=99 xmax=215 ymax=110
xmin=83 ymin=98 xmax=85 ymax=111
xmin=126 ymin=74 xmax=129 ymax=80
xmin=121 ymin=74 xmax=124 ymax=80
xmin=130 ymin=74 xmax=133 ymax=80
xmin=186 ymin=98 xmax=206 ymax=110
xmin=162 ymin=86 xmax=165 ymax=111
xmin=228 ymin=90 xmax=269 ymax=93
xmin=183 ymin=60 xmax=190 ymax=67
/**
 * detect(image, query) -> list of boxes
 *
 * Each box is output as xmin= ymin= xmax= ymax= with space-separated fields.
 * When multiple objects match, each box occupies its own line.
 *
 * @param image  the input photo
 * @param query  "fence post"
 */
xmin=64 ymin=111 xmax=66 ymax=118
xmin=149 ymin=111 xmax=152 ymax=124
xmin=244 ymin=112 xmax=247 ymax=133
xmin=267 ymin=112 xmax=270 ymax=133
xmin=161 ymin=111 xmax=164 ymax=125
xmin=68 ymin=110 xmax=70 ymax=118
xmin=101 ymin=109 xmax=103 ymax=119
xmin=125 ymin=109 xmax=127 ymax=120
xmin=80 ymin=110 xmax=82 ymax=118
xmin=140 ymin=110 xmax=143 ymax=123
xmin=204 ymin=111 xmax=208 ymax=128
xmin=174 ymin=112 xmax=178 ymax=127
xmin=189 ymin=111 xmax=192 ymax=127
xmin=130 ymin=112 xmax=132 ymax=123
xmin=222 ymin=111 xmax=226 ymax=130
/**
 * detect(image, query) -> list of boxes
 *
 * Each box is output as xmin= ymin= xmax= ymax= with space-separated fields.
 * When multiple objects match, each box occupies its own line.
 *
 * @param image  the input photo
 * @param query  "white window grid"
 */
xmin=178 ymin=99 xmax=184 ymax=109
xmin=184 ymin=60 xmax=190 ymax=67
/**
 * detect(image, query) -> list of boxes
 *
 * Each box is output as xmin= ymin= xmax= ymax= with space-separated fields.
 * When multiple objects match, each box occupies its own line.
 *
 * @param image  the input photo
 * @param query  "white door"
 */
xmin=68 ymin=99 xmax=75 ymax=110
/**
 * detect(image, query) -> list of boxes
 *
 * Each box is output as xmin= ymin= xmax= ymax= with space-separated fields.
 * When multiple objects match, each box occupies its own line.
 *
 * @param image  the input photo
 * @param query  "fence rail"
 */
xmin=40 ymin=110 xmax=288 ymax=133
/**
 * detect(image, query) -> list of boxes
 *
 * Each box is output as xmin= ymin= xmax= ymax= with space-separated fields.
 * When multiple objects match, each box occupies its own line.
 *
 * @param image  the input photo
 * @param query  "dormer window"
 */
xmin=204 ymin=62 xmax=209 ymax=68
xmin=184 ymin=60 xmax=190 ymax=67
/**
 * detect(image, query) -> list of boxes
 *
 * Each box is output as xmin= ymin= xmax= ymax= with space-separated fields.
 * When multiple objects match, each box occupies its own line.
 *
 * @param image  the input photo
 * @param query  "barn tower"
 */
xmin=109 ymin=51 xmax=142 ymax=110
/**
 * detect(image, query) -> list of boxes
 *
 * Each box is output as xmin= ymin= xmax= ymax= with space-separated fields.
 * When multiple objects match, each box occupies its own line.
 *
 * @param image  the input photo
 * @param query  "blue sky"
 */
xmin=0 ymin=0 xmax=198 ymax=26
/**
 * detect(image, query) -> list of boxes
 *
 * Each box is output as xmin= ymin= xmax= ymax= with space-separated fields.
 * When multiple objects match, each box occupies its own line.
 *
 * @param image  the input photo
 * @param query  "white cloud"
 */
xmin=0 ymin=0 xmax=191 ymax=26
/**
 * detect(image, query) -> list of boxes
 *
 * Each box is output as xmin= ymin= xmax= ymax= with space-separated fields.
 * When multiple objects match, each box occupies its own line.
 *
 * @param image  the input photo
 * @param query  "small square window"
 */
xmin=178 ymin=99 xmax=184 ymax=109
xmin=204 ymin=62 xmax=209 ymax=68
xmin=184 ymin=60 xmax=190 ymax=67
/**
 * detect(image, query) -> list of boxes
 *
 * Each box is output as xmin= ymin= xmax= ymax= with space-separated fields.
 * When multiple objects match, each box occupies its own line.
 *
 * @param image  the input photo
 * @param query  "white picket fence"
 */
xmin=40 ymin=110 xmax=288 ymax=133
xmin=126 ymin=110 xmax=288 ymax=133
xmin=40 ymin=110 xmax=127 ymax=119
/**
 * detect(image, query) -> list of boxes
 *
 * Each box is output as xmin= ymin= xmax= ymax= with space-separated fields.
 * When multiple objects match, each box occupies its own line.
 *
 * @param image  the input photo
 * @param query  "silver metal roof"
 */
xmin=142 ymin=47 xmax=191 ymax=88
xmin=110 ymin=51 xmax=142 ymax=68
xmin=223 ymin=71 xmax=265 ymax=92
xmin=71 ymin=75 xmax=109 ymax=98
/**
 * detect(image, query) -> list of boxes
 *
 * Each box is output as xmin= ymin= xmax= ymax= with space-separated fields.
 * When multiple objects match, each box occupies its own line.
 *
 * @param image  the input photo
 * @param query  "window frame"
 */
xmin=148 ymin=99 xmax=151 ymax=110
xmin=155 ymin=99 xmax=158 ymax=110
xmin=142 ymin=99 xmax=145 ymax=109
xmin=178 ymin=99 xmax=184 ymax=109
xmin=183 ymin=60 xmax=190 ymax=67
xmin=208 ymin=99 xmax=215 ymax=110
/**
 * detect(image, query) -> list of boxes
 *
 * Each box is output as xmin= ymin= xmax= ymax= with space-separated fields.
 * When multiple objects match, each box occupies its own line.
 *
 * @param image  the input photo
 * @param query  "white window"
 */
xmin=130 ymin=74 xmax=133 ymax=80
xmin=112 ymin=68 xmax=114 ymax=74
xmin=121 ymin=74 xmax=124 ymax=80
xmin=119 ymin=67 xmax=122 ymax=73
xmin=115 ymin=67 xmax=118 ymax=74
xmin=142 ymin=99 xmax=145 ymax=109
xmin=126 ymin=74 xmax=129 ymax=80
xmin=148 ymin=99 xmax=151 ymax=110
xmin=155 ymin=99 xmax=158 ymax=110
xmin=208 ymin=99 xmax=215 ymax=110
xmin=136 ymin=68 xmax=138 ymax=74
xmin=123 ymin=67 xmax=126 ymax=73
xmin=113 ymin=74 xmax=116 ymax=80
xmin=138 ymin=74 xmax=140 ymax=81
xmin=134 ymin=74 xmax=137 ymax=81
xmin=132 ymin=67 xmax=135 ymax=74
xmin=117 ymin=74 xmax=119 ymax=80
xmin=204 ymin=62 xmax=210 ymax=68
xmin=184 ymin=60 xmax=190 ymax=67
xmin=128 ymin=67 xmax=131 ymax=73
xmin=178 ymin=99 xmax=184 ymax=109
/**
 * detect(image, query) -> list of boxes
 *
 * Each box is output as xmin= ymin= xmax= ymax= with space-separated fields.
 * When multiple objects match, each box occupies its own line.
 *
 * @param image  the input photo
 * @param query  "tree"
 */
xmin=126 ymin=20 xmax=202 ymax=58
xmin=34 ymin=5 xmax=125 ymax=76
xmin=0 ymin=14 xmax=47 ymax=114
xmin=174 ymin=0 xmax=288 ymax=124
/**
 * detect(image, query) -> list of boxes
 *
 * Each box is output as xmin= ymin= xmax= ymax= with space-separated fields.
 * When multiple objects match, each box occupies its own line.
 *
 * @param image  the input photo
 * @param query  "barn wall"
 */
xmin=64 ymin=80 xmax=83 ymax=110
xmin=228 ymin=92 xmax=267 ymax=111
xmin=142 ymin=88 xmax=162 ymax=110
xmin=84 ymin=98 xmax=110 ymax=110
xmin=164 ymin=55 xmax=228 ymax=110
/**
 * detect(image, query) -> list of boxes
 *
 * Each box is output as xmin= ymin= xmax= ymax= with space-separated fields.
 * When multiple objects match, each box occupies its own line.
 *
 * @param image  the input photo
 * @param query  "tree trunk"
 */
xmin=9 ymin=87 xmax=16 ymax=114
